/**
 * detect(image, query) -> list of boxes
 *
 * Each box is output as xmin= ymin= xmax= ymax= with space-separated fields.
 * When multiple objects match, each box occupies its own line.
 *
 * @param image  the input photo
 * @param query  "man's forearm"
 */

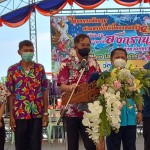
xmin=43 ymin=90 xmax=48 ymax=113
xmin=60 ymin=84 xmax=70 ymax=92
xmin=8 ymin=94 xmax=14 ymax=117
xmin=136 ymin=98 xmax=143 ymax=112
xmin=0 ymin=104 xmax=5 ymax=120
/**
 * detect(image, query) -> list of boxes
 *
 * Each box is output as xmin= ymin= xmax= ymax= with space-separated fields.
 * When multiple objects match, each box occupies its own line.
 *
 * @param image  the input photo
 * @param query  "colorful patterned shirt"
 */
xmin=6 ymin=62 xmax=48 ymax=119
xmin=57 ymin=53 xmax=101 ymax=117
xmin=0 ymin=82 xmax=10 ymax=104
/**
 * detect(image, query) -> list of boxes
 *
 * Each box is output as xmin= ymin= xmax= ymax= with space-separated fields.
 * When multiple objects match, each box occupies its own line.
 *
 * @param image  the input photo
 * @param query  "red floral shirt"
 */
xmin=6 ymin=62 xmax=48 ymax=119
xmin=57 ymin=54 xmax=101 ymax=117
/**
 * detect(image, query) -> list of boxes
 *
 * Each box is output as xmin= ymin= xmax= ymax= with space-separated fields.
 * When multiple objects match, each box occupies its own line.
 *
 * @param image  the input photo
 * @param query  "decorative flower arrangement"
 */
xmin=82 ymin=65 xmax=150 ymax=144
xmin=0 ymin=83 xmax=10 ymax=103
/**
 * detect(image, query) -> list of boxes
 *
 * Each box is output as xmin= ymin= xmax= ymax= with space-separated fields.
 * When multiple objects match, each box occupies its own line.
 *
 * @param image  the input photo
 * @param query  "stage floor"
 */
xmin=5 ymin=135 xmax=144 ymax=150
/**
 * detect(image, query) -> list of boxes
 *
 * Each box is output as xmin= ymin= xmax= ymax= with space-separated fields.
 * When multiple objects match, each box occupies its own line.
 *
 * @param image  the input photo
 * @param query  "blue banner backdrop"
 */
xmin=50 ymin=14 xmax=150 ymax=78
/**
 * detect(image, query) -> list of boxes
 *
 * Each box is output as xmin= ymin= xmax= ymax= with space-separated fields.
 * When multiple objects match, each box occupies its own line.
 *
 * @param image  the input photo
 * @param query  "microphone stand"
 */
xmin=57 ymin=68 xmax=85 ymax=150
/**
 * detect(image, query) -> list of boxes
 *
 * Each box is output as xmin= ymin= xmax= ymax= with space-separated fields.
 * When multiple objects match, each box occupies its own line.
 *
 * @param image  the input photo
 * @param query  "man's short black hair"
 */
xmin=110 ymin=48 xmax=127 ymax=59
xmin=19 ymin=40 xmax=33 ymax=50
xmin=74 ymin=34 xmax=91 ymax=45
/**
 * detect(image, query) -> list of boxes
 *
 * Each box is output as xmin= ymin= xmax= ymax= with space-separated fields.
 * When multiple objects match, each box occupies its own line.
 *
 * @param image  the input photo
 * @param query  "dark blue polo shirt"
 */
xmin=143 ymin=62 xmax=150 ymax=117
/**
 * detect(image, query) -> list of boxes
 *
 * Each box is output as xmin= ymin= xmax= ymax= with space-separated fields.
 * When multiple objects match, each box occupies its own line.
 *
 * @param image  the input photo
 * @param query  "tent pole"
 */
xmin=29 ymin=0 xmax=38 ymax=63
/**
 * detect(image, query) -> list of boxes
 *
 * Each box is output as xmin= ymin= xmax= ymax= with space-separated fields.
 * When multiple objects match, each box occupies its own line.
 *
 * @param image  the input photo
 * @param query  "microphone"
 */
xmin=79 ymin=57 xmax=88 ymax=72
xmin=81 ymin=59 xmax=86 ymax=68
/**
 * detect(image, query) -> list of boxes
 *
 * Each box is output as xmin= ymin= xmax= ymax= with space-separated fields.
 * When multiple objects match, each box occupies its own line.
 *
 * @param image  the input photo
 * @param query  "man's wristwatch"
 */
xmin=138 ymin=110 xmax=142 ymax=113
xmin=43 ymin=112 xmax=49 ymax=116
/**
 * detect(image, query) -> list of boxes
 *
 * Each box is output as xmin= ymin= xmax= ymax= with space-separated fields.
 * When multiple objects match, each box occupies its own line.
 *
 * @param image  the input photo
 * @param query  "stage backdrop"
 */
xmin=50 ymin=14 xmax=150 ymax=78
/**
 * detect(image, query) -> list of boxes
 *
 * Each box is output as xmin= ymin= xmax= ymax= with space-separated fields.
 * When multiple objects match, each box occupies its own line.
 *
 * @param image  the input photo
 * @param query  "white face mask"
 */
xmin=114 ymin=58 xmax=127 ymax=68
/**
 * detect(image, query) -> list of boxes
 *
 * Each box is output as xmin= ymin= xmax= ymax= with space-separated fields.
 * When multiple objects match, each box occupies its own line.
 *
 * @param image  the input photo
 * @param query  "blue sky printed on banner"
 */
xmin=67 ymin=14 xmax=150 ymax=57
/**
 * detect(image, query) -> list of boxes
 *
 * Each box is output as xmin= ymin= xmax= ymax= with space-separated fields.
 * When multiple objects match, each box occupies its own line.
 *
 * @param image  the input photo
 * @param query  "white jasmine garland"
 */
xmin=82 ymin=90 xmax=122 ymax=144
xmin=82 ymin=65 xmax=150 ymax=144
xmin=118 ymin=68 xmax=134 ymax=80
xmin=105 ymin=92 xmax=121 ymax=130
xmin=82 ymin=117 xmax=91 ymax=127
xmin=82 ymin=101 xmax=102 ymax=143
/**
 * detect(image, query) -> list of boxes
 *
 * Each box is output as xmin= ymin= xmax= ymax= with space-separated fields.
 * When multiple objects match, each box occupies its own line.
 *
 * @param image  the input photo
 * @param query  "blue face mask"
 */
xmin=22 ymin=52 xmax=34 ymax=62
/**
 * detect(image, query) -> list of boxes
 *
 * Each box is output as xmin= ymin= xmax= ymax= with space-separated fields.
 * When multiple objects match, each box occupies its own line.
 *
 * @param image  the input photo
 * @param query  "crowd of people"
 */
xmin=0 ymin=34 xmax=150 ymax=150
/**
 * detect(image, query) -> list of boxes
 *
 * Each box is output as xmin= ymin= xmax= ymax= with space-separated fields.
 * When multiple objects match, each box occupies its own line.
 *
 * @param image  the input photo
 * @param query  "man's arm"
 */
xmin=0 ymin=103 xmax=5 ymax=119
xmin=42 ymin=89 xmax=48 ymax=114
xmin=136 ymin=98 xmax=143 ymax=124
xmin=60 ymin=83 xmax=76 ymax=92
xmin=0 ymin=103 xmax=5 ymax=128
xmin=8 ymin=94 xmax=15 ymax=117
xmin=42 ymin=89 xmax=49 ymax=127
xmin=8 ymin=93 xmax=16 ymax=131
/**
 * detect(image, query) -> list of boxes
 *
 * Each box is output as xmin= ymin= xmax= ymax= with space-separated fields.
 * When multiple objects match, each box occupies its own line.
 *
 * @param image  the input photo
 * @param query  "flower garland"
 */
xmin=82 ymin=65 xmax=150 ymax=144
xmin=0 ymin=82 xmax=10 ymax=104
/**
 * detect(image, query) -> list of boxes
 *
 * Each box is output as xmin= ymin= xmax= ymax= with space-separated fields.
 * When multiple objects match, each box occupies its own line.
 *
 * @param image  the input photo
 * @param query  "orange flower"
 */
xmin=35 ymin=67 xmax=42 ymax=73
xmin=26 ymin=114 xmax=31 ymax=119
xmin=38 ymin=102 xmax=43 ymax=108
xmin=8 ymin=76 xmax=12 ymax=83
xmin=30 ymin=94 xmax=35 ymax=101
xmin=29 ymin=84 xmax=34 ymax=90
xmin=14 ymin=71 xmax=21 ymax=78
xmin=24 ymin=88 xmax=29 ymax=95
xmin=34 ymin=80 xmax=39 ymax=87
xmin=24 ymin=78 xmax=28 ymax=84
xmin=17 ymin=108 xmax=24 ymax=113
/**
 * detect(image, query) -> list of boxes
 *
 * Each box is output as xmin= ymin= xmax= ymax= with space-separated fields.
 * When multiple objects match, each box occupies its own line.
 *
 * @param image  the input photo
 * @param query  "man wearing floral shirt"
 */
xmin=6 ymin=40 xmax=48 ymax=150
xmin=57 ymin=34 xmax=101 ymax=150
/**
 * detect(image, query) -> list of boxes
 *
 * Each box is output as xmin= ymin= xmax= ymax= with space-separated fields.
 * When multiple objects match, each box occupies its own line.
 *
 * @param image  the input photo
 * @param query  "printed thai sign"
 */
xmin=50 ymin=14 xmax=150 ymax=78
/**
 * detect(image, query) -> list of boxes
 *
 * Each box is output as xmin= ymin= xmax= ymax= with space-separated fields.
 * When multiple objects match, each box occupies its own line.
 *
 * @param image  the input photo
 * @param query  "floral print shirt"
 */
xmin=0 ymin=82 xmax=10 ymax=104
xmin=57 ymin=53 xmax=101 ymax=117
xmin=6 ymin=62 xmax=48 ymax=119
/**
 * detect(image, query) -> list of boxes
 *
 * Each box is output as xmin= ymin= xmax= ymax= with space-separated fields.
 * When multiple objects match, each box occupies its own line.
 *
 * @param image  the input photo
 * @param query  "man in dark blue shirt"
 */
xmin=143 ymin=61 xmax=150 ymax=150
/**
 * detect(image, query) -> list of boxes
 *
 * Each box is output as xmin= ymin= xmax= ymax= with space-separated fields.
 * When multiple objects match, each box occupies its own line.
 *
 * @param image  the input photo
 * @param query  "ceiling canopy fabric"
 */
xmin=0 ymin=0 xmax=149 ymax=27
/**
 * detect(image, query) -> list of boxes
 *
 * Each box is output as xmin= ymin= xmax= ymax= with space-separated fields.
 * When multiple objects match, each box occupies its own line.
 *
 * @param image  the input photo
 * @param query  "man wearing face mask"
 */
xmin=57 ymin=34 xmax=101 ymax=150
xmin=6 ymin=40 xmax=49 ymax=150
xmin=106 ymin=48 xmax=143 ymax=150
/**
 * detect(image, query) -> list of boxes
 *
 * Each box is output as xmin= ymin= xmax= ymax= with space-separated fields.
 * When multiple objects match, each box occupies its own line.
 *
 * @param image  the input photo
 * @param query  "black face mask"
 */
xmin=78 ymin=48 xmax=90 ymax=57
